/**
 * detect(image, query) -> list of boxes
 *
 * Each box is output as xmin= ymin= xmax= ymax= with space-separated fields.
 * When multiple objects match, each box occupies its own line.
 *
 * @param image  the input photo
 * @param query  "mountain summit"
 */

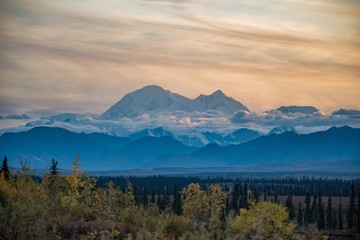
xmin=101 ymin=85 xmax=249 ymax=119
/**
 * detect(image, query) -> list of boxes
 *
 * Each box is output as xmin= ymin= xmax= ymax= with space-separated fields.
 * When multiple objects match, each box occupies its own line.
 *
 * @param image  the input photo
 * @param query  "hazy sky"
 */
xmin=0 ymin=0 xmax=359 ymax=117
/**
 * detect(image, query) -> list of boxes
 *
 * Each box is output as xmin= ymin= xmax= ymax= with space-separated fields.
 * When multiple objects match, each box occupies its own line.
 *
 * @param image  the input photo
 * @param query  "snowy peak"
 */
xmin=223 ymin=128 xmax=262 ymax=144
xmin=101 ymin=85 xmax=191 ymax=119
xmin=193 ymin=90 xmax=249 ymax=115
xmin=268 ymin=126 xmax=299 ymax=135
xmin=128 ymin=127 xmax=174 ymax=141
xmin=276 ymin=106 xmax=319 ymax=115
xmin=101 ymin=85 xmax=249 ymax=119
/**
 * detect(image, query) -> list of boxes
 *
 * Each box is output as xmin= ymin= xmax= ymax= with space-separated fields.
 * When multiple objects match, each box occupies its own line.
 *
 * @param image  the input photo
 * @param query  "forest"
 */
xmin=1 ymin=156 xmax=360 ymax=240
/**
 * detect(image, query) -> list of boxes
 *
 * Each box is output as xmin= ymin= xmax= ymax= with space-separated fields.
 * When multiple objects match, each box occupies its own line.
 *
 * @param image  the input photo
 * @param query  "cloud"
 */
xmin=231 ymin=110 xmax=360 ymax=131
xmin=0 ymin=114 xmax=31 ymax=120
xmin=332 ymin=109 xmax=360 ymax=118
xmin=0 ymin=0 xmax=359 ymax=118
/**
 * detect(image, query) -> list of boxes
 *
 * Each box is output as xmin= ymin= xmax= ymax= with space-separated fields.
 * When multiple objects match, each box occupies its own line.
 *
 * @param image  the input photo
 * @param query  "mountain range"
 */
xmin=11 ymin=85 xmax=360 ymax=139
xmin=1 ymin=85 xmax=359 ymax=173
xmin=1 ymin=125 xmax=359 ymax=172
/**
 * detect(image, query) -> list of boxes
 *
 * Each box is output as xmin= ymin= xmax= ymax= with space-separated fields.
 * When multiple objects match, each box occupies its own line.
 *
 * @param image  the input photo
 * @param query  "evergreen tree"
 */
xmin=297 ymin=202 xmax=303 ymax=225
xmin=304 ymin=192 xmax=311 ymax=225
xmin=243 ymin=182 xmax=248 ymax=209
xmin=142 ymin=187 xmax=148 ymax=206
xmin=151 ymin=190 xmax=155 ymax=204
xmin=311 ymin=195 xmax=318 ymax=224
xmin=357 ymin=189 xmax=360 ymax=233
xmin=326 ymin=194 xmax=332 ymax=229
xmin=349 ymin=182 xmax=356 ymax=228
xmin=274 ymin=193 xmax=278 ymax=204
xmin=317 ymin=192 xmax=325 ymax=229
xmin=286 ymin=195 xmax=295 ymax=220
xmin=332 ymin=208 xmax=337 ymax=229
xmin=50 ymin=159 xmax=59 ymax=176
xmin=254 ymin=189 xmax=259 ymax=203
xmin=172 ymin=184 xmax=182 ymax=215
xmin=232 ymin=183 xmax=240 ymax=212
xmin=338 ymin=199 xmax=343 ymax=229
xmin=0 ymin=156 xmax=10 ymax=180
xmin=225 ymin=196 xmax=230 ymax=214
xmin=156 ymin=189 xmax=162 ymax=208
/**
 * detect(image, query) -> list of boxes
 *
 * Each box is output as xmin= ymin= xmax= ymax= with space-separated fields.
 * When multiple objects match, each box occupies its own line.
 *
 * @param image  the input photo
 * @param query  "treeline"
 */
xmin=96 ymin=175 xmax=358 ymax=197
xmin=1 ymin=156 xmax=360 ymax=239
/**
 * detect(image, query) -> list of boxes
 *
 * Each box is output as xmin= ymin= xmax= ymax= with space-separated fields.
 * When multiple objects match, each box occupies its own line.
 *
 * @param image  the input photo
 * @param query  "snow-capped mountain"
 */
xmin=276 ymin=106 xmax=319 ymax=115
xmin=101 ymin=85 xmax=190 ymax=119
xmin=3 ymin=85 xmax=360 ymax=139
xmin=101 ymin=85 xmax=249 ymax=119
xmin=223 ymin=128 xmax=262 ymax=144
xmin=127 ymin=127 xmax=262 ymax=147
xmin=268 ymin=126 xmax=299 ymax=135
xmin=192 ymin=90 xmax=249 ymax=115
xmin=128 ymin=127 xmax=174 ymax=141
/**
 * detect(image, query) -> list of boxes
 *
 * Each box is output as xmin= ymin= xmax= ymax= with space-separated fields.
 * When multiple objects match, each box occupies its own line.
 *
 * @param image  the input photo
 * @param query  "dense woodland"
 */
xmin=0 ymin=156 xmax=360 ymax=239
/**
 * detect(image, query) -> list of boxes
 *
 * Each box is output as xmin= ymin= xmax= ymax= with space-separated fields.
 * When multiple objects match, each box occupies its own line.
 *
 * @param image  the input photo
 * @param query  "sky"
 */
xmin=0 ymin=0 xmax=360 ymax=121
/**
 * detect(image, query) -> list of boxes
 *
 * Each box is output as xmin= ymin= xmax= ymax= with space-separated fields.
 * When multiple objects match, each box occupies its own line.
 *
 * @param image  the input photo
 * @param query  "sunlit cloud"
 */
xmin=0 ymin=0 xmax=359 ymax=118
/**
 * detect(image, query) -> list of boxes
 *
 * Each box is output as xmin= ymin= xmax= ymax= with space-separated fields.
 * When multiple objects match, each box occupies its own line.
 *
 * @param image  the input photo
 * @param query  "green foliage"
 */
xmin=0 ymin=156 xmax=10 ymax=180
xmin=50 ymin=159 xmax=59 ymax=176
xmin=232 ymin=201 xmax=296 ymax=240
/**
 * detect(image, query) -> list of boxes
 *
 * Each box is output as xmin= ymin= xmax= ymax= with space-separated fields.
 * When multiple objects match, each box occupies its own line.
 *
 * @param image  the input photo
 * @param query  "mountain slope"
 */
xmin=101 ymin=85 xmax=249 ymax=119
xmin=0 ymin=127 xmax=114 ymax=169
xmin=0 ymin=126 xmax=198 ymax=170
xmin=223 ymin=128 xmax=262 ymax=144
xmin=106 ymin=136 xmax=197 ymax=169
xmin=190 ymin=126 xmax=360 ymax=169
xmin=128 ymin=127 xmax=174 ymax=141
xmin=268 ymin=126 xmax=299 ymax=135
xmin=102 ymin=85 xmax=191 ymax=119
xmin=192 ymin=90 xmax=249 ymax=115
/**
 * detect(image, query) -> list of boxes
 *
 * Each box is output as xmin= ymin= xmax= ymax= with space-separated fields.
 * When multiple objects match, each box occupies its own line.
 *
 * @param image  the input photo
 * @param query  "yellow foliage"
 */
xmin=232 ymin=201 xmax=296 ymax=240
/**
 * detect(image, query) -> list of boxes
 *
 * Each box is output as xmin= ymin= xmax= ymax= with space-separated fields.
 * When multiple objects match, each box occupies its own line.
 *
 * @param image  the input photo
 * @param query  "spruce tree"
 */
xmin=274 ymin=193 xmax=278 ymax=204
xmin=286 ymin=195 xmax=296 ymax=220
xmin=326 ymin=194 xmax=332 ymax=229
xmin=243 ymin=182 xmax=248 ymax=209
xmin=263 ymin=191 xmax=267 ymax=201
xmin=297 ymin=202 xmax=303 ymax=225
xmin=172 ymin=184 xmax=182 ymax=215
xmin=151 ymin=190 xmax=155 ymax=204
xmin=225 ymin=197 xmax=230 ymax=214
xmin=332 ymin=208 xmax=337 ymax=229
xmin=254 ymin=189 xmax=259 ymax=203
xmin=232 ymin=184 xmax=240 ymax=212
xmin=357 ymin=189 xmax=360 ymax=233
xmin=50 ymin=159 xmax=59 ymax=176
xmin=311 ymin=195 xmax=318 ymax=223
xmin=349 ymin=182 xmax=355 ymax=228
xmin=142 ymin=187 xmax=148 ymax=206
xmin=0 ymin=156 xmax=10 ymax=180
xmin=338 ymin=199 xmax=343 ymax=230
xmin=317 ymin=192 xmax=325 ymax=229
xmin=304 ymin=192 xmax=311 ymax=225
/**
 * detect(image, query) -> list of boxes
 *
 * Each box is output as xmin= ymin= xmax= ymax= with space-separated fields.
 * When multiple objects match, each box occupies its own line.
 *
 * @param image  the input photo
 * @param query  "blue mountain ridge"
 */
xmin=145 ymin=126 xmax=360 ymax=171
xmin=0 ymin=126 xmax=359 ymax=172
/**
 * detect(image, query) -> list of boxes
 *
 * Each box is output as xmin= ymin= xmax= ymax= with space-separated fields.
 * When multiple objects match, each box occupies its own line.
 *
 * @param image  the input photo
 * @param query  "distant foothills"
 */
xmin=1 ymin=125 xmax=359 ymax=172
xmin=0 ymin=85 xmax=359 ymax=172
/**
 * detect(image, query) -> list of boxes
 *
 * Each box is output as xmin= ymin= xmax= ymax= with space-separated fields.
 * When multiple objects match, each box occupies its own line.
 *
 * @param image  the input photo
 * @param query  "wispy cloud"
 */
xmin=0 ymin=0 xmax=359 ymax=117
